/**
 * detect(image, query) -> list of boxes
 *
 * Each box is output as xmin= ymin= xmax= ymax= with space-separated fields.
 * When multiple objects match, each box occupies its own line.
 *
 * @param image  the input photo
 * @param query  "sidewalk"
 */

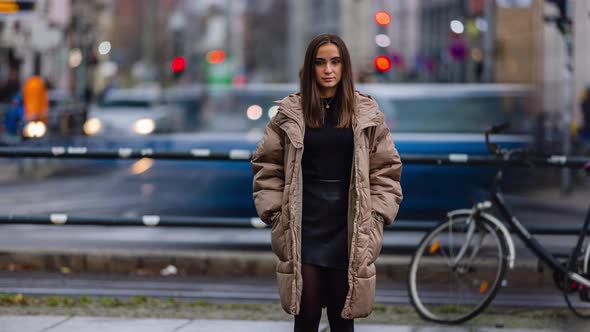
xmin=0 ymin=316 xmax=569 ymax=332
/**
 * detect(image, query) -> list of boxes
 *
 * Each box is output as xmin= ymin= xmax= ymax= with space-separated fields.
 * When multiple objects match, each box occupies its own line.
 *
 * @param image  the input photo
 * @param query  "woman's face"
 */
xmin=314 ymin=43 xmax=342 ymax=97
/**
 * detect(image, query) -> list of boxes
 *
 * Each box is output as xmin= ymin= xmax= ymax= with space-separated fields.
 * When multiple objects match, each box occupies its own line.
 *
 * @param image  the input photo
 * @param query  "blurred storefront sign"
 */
xmin=0 ymin=1 xmax=34 ymax=15
xmin=206 ymin=57 xmax=232 ymax=85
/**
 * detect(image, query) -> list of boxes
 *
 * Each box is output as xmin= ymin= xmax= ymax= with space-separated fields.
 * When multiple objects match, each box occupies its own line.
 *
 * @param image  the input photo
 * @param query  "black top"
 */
xmin=300 ymin=101 xmax=354 ymax=270
xmin=302 ymin=101 xmax=354 ymax=181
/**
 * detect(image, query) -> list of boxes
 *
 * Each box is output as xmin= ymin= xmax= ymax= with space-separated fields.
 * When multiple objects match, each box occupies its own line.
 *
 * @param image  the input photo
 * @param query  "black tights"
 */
xmin=294 ymin=263 xmax=354 ymax=332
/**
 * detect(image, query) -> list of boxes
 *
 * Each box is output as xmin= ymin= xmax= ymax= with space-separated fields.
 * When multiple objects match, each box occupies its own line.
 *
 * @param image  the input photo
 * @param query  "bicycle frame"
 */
xmin=491 ymin=190 xmax=590 ymax=288
xmin=481 ymin=122 xmax=590 ymax=288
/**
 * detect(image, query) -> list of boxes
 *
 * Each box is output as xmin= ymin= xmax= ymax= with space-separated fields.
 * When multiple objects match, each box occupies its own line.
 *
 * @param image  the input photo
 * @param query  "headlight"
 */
xmin=83 ymin=118 xmax=102 ymax=136
xmin=23 ymin=121 xmax=47 ymax=138
xmin=133 ymin=118 xmax=155 ymax=135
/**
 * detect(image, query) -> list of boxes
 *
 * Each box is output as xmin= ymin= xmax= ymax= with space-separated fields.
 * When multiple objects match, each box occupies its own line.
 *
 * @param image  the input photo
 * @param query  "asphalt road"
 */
xmin=0 ymin=157 xmax=587 ymax=257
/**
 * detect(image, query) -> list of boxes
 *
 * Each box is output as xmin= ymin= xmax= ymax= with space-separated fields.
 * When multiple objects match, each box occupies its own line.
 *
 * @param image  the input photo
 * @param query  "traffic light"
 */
xmin=171 ymin=57 xmax=186 ymax=73
xmin=374 ymin=10 xmax=391 ymax=26
xmin=374 ymin=10 xmax=392 ymax=76
xmin=374 ymin=56 xmax=391 ymax=72
xmin=171 ymin=56 xmax=186 ymax=80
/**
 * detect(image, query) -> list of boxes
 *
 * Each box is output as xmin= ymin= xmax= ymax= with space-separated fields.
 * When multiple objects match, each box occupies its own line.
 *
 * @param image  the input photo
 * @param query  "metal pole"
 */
xmin=561 ymin=27 xmax=574 ymax=193
xmin=0 ymin=147 xmax=587 ymax=168
xmin=142 ymin=0 xmax=157 ymax=81
xmin=75 ymin=2 xmax=87 ymax=99
xmin=287 ymin=0 xmax=303 ymax=82
xmin=482 ymin=0 xmax=496 ymax=83
xmin=0 ymin=214 xmax=588 ymax=235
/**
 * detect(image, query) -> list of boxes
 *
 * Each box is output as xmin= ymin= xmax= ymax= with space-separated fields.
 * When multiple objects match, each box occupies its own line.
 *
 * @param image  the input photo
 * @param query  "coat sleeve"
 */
xmin=369 ymin=120 xmax=403 ymax=225
xmin=251 ymin=118 xmax=285 ymax=225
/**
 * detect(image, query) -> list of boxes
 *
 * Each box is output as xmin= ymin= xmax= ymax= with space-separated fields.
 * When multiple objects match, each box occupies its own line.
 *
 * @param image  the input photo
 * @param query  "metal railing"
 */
xmin=0 ymin=214 xmax=587 ymax=235
xmin=0 ymin=146 xmax=587 ymax=168
xmin=0 ymin=145 xmax=588 ymax=234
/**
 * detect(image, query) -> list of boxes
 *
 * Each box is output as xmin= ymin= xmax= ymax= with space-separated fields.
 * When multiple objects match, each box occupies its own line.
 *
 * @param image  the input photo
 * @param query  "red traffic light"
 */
xmin=374 ymin=11 xmax=391 ymax=26
xmin=374 ymin=56 xmax=391 ymax=72
xmin=207 ymin=50 xmax=226 ymax=64
xmin=171 ymin=56 xmax=186 ymax=72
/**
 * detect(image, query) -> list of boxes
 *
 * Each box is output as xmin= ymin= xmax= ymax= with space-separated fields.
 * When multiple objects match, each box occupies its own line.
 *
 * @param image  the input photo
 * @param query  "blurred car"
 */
xmin=84 ymin=86 xmax=184 ymax=137
xmin=208 ymin=83 xmax=535 ymax=218
xmin=86 ymin=83 xmax=536 ymax=220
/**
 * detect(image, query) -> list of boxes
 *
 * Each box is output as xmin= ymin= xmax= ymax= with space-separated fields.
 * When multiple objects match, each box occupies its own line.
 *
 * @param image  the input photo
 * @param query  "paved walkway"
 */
xmin=0 ymin=316 xmax=567 ymax=332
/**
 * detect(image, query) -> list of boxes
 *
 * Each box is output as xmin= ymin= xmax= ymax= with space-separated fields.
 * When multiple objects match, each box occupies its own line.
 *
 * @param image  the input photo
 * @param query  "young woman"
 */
xmin=251 ymin=33 xmax=403 ymax=332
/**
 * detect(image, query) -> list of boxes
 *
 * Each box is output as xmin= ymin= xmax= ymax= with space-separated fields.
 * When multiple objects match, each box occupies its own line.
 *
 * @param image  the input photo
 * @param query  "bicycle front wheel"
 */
xmin=408 ymin=213 xmax=508 ymax=324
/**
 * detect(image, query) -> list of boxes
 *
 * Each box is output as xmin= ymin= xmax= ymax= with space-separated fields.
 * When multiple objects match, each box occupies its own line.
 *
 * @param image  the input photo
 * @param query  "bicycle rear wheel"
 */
xmin=408 ymin=213 xmax=508 ymax=324
xmin=562 ymin=241 xmax=590 ymax=318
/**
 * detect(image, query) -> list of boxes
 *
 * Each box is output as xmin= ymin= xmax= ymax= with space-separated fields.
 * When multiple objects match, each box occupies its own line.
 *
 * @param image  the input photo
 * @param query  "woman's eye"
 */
xmin=315 ymin=61 xmax=324 ymax=66
xmin=331 ymin=60 xmax=341 ymax=65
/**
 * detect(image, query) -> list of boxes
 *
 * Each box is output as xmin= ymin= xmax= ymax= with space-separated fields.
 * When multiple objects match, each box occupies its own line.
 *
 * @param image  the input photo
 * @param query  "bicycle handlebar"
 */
xmin=484 ymin=122 xmax=510 ymax=156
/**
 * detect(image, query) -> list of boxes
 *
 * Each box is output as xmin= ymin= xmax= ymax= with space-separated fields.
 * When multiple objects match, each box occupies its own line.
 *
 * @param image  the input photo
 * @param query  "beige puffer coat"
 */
xmin=251 ymin=91 xmax=402 ymax=319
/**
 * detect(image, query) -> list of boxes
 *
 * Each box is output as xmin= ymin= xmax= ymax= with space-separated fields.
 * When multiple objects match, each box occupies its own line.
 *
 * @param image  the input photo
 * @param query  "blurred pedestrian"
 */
xmin=3 ymin=92 xmax=24 ymax=136
xmin=22 ymin=76 xmax=48 ymax=124
xmin=251 ymin=33 xmax=403 ymax=332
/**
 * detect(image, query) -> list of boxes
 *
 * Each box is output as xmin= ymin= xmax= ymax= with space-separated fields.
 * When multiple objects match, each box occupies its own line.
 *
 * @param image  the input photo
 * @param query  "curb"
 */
xmin=0 ymin=248 xmax=558 ymax=289
xmin=0 ymin=249 xmax=278 ymax=278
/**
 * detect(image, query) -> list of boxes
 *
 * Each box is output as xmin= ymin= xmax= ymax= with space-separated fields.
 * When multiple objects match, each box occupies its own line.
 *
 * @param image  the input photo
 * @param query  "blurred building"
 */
xmin=418 ymin=0 xmax=468 ymax=82
xmin=341 ymin=0 xmax=421 ymax=83
xmin=109 ymin=0 xmax=177 ymax=86
xmin=495 ymin=1 xmax=544 ymax=85
xmin=0 ymin=0 xmax=71 ymax=91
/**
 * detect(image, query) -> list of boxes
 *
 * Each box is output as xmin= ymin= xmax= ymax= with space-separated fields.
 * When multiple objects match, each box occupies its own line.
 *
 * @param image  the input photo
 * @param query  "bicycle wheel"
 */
xmin=562 ymin=240 xmax=590 ymax=318
xmin=408 ymin=213 xmax=508 ymax=324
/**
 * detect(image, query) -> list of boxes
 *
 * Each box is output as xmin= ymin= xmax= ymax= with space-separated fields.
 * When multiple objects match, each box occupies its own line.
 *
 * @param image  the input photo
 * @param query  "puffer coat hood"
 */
xmin=251 ymin=91 xmax=402 ymax=319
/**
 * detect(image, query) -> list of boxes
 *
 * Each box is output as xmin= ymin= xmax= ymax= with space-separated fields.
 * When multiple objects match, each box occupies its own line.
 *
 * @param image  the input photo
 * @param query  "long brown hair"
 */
xmin=300 ymin=33 xmax=355 ymax=128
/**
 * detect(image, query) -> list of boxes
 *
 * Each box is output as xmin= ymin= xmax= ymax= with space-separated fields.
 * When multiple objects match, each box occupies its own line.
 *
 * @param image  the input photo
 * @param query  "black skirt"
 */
xmin=301 ymin=178 xmax=349 ymax=270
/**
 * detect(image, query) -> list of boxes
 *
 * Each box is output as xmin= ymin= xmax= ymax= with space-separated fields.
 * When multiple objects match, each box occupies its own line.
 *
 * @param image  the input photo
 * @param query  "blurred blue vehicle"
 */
xmin=108 ymin=83 xmax=534 ymax=220
xmin=46 ymin=83 xmax=535 ymax=220
xmin=364 ymin=84 xmax=535 ymax=218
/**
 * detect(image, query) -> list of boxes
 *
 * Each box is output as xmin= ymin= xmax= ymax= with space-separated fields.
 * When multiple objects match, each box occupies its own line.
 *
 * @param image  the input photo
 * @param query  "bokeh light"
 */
xmin=375 ymin=34 xmax=391 ymax=48
xmin=450 ymin=20 xmax=464 ymax=34
xmin=247 ymin=105 xmax=263 ymax=120
xmin=207 ymin=50 xmax=226 ymax=64
xmin=374 ymin=56 xmax=391 ymax=72
xmin=171 ymin=57 xmax=186 ymax=72
xmin=374 ymin=11 xmax=391 ymax=26
xmin=98 ymin=41 xmax=111 ymax=55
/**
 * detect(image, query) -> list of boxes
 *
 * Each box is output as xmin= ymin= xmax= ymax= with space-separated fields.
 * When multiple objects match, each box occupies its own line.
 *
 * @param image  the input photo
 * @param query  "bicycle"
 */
xmin=407 ymin=123 xmax=590 ymax=324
